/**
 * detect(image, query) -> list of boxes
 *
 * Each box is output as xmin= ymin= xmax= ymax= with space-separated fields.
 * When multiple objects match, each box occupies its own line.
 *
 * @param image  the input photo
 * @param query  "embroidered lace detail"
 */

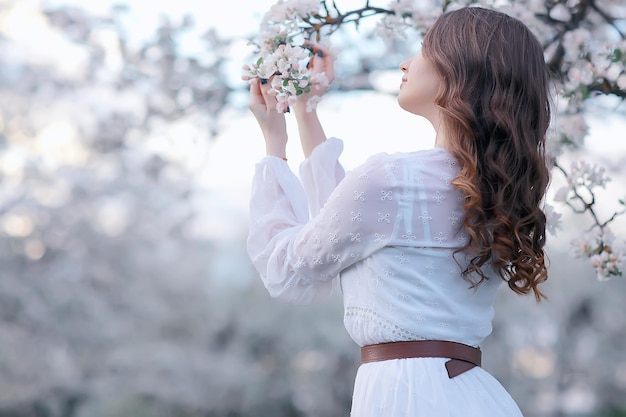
xmin=345 ymin=306 xmax=423 ymax=340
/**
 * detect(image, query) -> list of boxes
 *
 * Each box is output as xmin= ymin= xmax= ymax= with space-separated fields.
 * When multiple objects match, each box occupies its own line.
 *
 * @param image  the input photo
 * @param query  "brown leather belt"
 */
xmin=361 ymin=340 xmax=481 ymax=378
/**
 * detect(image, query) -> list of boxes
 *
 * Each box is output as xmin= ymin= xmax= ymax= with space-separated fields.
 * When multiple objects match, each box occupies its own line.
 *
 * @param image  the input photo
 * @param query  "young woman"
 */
xmin=246 ymin=6 xmax=551 ymax=416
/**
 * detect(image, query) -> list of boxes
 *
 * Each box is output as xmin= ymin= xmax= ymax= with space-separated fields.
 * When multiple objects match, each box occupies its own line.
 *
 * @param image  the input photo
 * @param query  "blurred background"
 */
xmin=0 ymin=0 xmax=625 ymax=416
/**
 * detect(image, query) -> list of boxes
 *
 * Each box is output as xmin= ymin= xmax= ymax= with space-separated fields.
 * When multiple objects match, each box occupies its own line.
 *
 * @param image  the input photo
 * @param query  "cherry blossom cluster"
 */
xmin=552 ymin=159 xmax=624 ymax=280
xmin=375 ymin=0 xmax=431 ymax=42
xmin=571 ymin=226 xmax=624 ymax=281
xmin=554 ymin=161 xmax=611 ymax=202
xmin=242 ymin=0 xmax=330 ymax=113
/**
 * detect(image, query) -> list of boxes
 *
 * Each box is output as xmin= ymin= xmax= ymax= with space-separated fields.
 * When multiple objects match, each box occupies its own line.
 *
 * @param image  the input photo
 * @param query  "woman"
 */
xmin=246 ymin=6 xmax=551 ymax=416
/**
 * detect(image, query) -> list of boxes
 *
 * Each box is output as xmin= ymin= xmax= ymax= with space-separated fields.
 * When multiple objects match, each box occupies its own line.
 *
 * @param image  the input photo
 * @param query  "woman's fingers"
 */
xmin=249 ymin=78 xmax=278 ymax=113
xmin=248 ymin=78 xmax=266 ymax=113
xmin=304 ymin=42 xmax=334 ymax=82
xmin=259 ymin=79 xmax=274 ymax=102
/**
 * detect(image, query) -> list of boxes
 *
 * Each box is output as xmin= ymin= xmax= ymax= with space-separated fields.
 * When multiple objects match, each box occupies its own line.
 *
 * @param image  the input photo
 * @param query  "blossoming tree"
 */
xmin=243 ymin=0 xmax=626 ymax=281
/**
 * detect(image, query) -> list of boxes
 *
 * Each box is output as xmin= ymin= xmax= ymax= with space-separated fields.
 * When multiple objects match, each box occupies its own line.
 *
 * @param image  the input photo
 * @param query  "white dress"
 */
xmin=247 ymin=138 xmax=524 ymax=417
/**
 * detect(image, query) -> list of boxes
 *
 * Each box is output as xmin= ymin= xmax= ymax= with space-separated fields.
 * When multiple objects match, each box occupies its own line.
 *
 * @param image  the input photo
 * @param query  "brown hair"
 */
xmin=422 ymin=7 xmax=552 ymax=301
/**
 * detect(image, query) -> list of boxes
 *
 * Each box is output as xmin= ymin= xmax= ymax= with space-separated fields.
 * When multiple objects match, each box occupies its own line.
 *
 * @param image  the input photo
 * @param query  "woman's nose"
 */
xmin=399 ymin=61 xmax=408 ymax=72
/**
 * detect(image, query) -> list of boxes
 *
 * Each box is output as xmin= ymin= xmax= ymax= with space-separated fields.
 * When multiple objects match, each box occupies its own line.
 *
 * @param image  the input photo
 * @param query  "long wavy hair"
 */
xmin=422 ymin=7 xmax=552 ymax=301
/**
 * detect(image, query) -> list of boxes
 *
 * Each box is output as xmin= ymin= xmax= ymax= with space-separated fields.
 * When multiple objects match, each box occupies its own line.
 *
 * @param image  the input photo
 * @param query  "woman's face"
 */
xmin=398 ymin=52 xmax=441 ymax=121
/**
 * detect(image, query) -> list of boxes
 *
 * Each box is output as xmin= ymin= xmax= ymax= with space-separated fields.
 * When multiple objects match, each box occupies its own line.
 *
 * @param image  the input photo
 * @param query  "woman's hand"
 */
xmin=248 ymin=77 xmax=288 ymax=159
xmin=295 ymin=42 xmax=335 ymax=112
xmin=246 ymin=42 xmax=334 ymax=159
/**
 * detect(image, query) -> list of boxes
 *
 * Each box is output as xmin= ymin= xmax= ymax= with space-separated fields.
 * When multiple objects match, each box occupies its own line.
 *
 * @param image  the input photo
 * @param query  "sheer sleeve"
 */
xmin=299 ymin=137 xmax=345 ymax=217
xmin=247 ymin=152 xmax=400 ymax=305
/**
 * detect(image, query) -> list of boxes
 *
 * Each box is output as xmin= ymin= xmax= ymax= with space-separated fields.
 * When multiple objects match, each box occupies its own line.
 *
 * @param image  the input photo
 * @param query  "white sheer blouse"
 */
xmin=247 ymin=137 xmax=503 ymax=348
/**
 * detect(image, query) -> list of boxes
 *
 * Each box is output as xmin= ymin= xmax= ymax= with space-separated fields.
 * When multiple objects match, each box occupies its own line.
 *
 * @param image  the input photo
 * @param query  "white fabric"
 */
xmin=247 ymin=137 xmax=523 ymax=416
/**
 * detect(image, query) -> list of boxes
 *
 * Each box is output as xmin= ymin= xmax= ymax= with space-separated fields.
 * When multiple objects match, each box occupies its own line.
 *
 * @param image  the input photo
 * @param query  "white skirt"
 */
xmin=350 ymin=358 xmax=524 ymax=417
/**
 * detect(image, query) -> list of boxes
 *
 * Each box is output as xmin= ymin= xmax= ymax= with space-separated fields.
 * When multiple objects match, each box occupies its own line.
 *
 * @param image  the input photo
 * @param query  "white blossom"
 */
xmin=553 ymin=186 xmax=571 ymax=203
xmin=261 ymin=0 xmax=319 ymax=32
xmin=590 ymin=250 xmax=624 ymax=281
xmin=549 ymin=3 xmax=571 ymax=22
xmin=570 ymin=226 xmax=623 ymax=280
xmin=306 ymin=95 xmax=323 ymax=112
xmin=606 ymin=64 xmax=623 ymax=82
xmin=566 ymin=63 xmax=594 ymax=91
xmin=563 ymin=28 xmax=591 ymax=61
xmin=555 ymin=113 xmax=588 ymax=148
xmin=617 ymin=74 xmax=626 ymax=89
xmin=543 ymin=203 xmax=563 ymax=237
xmin=570 ymin=235 xmax=594 ymax=259
xmin=569 ymin=160 xmax=611 ymax=189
